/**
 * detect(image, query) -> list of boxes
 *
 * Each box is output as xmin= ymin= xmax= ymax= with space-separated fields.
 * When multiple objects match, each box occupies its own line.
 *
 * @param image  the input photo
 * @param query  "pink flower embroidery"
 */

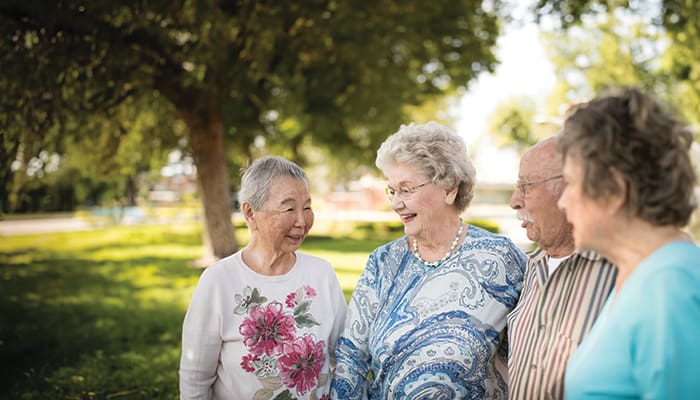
xmin=239 ymin=302 xmax=296 ymax=355
xmin=320 ymin=394 xmax=329 ymax=400
xmin=285 ymin=292 xmax=297 ymax=308
xmin=277 ymin=335 xmax=326 ymax=395
xmin=304 ymin=285 xmax=317 ymax=298
xmin=240 ymin=354 xmax=259 ymax=372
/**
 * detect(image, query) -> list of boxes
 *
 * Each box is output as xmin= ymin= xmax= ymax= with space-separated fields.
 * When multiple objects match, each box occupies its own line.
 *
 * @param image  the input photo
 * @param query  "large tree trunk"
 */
xmin=180 ymin=105 xmax=238 ymax=264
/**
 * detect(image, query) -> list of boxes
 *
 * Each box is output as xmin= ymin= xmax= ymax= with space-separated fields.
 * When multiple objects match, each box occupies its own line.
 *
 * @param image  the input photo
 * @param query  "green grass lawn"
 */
xmin=0 ymin=221 xmax=399 ymax=399
xmin=0 ymin=217 xmax=498 ymax=399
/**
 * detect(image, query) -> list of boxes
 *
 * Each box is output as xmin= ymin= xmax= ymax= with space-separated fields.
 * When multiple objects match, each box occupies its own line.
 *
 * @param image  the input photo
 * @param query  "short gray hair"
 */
xmin=376 ymin=121 xmax=476 ymax=212
xmin=239 ymin=156 xmax=309 ymax=210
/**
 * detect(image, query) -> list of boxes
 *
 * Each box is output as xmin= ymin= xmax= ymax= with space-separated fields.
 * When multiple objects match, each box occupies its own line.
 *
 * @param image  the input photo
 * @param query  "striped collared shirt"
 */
xmin=507 ymin=247 xmax=617 ymax=400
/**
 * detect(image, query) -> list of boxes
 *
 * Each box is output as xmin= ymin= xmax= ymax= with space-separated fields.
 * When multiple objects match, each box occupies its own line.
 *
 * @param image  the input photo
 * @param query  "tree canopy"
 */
xmin=1 ymin=0 xmax=504 ymax=259
xmin=533 ymin=0 xmax=700 ymax=128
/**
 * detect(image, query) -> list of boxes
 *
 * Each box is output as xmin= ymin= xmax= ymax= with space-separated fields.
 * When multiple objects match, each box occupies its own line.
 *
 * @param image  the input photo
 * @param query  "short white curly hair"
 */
xmin=375 ymin=121 xmax=476 ymax=212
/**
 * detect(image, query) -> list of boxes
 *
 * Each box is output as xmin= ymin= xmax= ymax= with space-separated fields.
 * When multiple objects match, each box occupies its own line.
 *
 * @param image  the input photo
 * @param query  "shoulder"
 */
xmin=468 ymin=225 xmax=525 ymax=256
xmin=570 ymin=250 xmax=616 ymax=271
xmin=468 ymin=225 xmax=517 ymax=245
xmin=634 ymin=241 xmax=700 ymax=287
xmin=645 ymin=243 xmax=700 ymax=285
xmin=366 ymin=235 xmax=409 ymax=259
xmin=622 ymin=243 xmax=700 ymax=311
xmin=296 ymin=251 xmax=331 ymax=265
xmin=295 ymin=251 xmax=335 ymax=274
xmin=199 ymin=252 xmax=240 ymax=282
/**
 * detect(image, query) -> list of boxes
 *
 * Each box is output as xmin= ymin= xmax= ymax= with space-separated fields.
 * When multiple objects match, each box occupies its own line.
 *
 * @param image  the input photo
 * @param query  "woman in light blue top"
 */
xmin=556 ymin=87 xmax=700 ymax=399
xmin=330 ymin=121 xmax=526 ymax=399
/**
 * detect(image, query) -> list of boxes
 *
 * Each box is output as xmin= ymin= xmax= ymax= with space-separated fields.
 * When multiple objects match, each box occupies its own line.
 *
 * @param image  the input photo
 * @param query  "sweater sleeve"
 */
xmin=179 ymin=269 xmax=223 ymax=400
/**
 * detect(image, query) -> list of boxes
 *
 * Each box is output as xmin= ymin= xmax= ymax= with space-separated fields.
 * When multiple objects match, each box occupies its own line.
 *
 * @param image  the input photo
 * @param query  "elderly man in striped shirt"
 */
xmin=507 ymin=136 xmax=617 ymax=400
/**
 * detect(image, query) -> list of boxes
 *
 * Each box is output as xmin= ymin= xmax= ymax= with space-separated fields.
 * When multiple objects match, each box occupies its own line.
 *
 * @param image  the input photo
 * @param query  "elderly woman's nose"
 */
xmin=293 ymin=210 xmax=307 ymax=227
xmin=390 ymin=194 xmax=404 ymax=208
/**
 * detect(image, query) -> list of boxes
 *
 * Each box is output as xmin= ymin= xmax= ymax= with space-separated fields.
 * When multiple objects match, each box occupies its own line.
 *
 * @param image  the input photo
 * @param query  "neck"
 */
xmin=415 ymin=215 xmax=463 ymax=250
xmin=412 ymin=217 xmax=464 ymax=266
xmin=542 ymin=240 xmax=575 ymax=259
xmin=242 ymin=239 xmax=296 ymax=276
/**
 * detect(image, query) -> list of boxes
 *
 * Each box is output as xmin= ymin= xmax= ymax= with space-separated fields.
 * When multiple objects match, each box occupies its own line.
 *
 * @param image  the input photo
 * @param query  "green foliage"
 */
xmin=486 ymin=96 xmax=542 ymax=153
xmin=535 ymin=0 xmax=700 ymax=134
xmin=0 ymin=0 xmax=504 ymax=202
xmin=1 ymin=0 xmax=507 ymax=257
xmin=468 ymin=218 xmax=500 ymax=234
xmin=541 ymin=11 xmax=668 ymax=104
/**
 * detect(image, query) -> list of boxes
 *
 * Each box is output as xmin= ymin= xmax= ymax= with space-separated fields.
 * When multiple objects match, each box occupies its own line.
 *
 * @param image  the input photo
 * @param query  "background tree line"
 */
xmin=2 ymin=0 xmax=698 ymax=259
xmin=487 ymin=0 xmax=700 ymax=151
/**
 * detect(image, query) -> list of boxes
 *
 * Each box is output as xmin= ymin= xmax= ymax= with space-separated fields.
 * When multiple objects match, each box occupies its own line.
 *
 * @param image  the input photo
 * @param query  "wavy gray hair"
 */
xmin=376 ymin=121 xmax=476 ymax=212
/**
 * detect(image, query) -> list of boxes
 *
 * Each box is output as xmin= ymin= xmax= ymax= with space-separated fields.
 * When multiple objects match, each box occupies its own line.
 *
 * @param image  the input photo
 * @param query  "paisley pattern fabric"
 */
xmin=331 ymin=225 xmax=526 ymax=399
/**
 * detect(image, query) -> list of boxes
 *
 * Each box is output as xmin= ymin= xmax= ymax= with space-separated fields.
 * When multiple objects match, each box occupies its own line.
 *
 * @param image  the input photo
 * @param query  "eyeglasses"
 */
xmin=385 ymin=182 xmax=431 ymax=201
xmin=514 ymin=175 xmax=563 ymax=197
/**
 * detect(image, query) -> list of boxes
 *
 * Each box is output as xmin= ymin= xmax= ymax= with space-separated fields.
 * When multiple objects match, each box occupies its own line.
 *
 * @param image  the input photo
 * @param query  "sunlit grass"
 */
xmin=0 ymin=221 xmax=402 ymax=399
xmin=0 ymin=218 xmax=497 ymax=398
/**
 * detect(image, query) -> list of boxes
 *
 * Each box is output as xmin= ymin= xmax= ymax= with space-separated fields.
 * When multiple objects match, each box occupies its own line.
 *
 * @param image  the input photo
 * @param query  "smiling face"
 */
xmin=384 ymin=162 xmax=456 ymax=241
xmin=247 ymin=176 xmax=314 ymax=253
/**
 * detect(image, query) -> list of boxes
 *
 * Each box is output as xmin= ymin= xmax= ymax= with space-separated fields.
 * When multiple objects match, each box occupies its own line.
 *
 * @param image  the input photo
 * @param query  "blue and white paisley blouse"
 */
xmin=330 ymin=225 xmax=526 ymax=400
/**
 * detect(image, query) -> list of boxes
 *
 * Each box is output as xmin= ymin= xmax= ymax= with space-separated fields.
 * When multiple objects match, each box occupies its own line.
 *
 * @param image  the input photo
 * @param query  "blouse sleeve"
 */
xmin=632 ymin=268 xmax=700 ymax=398
xmin=330 ymin=250 xmax=382 ymax=400
xmin=179 ymin=269 xmax=223 ymax=400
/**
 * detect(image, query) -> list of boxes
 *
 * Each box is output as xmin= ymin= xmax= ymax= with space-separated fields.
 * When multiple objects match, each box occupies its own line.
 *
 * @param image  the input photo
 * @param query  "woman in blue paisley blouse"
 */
xmin=179 ymin=156 xmax=347 ymax=399
xmin=330 ymin=122 xmax=526 ymax=399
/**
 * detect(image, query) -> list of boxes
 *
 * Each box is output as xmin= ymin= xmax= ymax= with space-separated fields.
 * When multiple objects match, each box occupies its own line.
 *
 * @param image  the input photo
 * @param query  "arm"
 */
xmin=633 ymin=269 xmax=700 ymax=399
xmin=179 ymin=270 xmax=222 ymax=400
xmin=328 ymin=273 xmax=348 ymax=370
xmin=330 ymin=251 xmax=382 ymax=400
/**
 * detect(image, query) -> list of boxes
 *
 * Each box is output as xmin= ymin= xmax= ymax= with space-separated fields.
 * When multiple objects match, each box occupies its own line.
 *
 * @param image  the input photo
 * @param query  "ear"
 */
xmin=241 ymin=201 xmax=257 ymax=230
xmin=445 ymin=186 xmax=458 ymax=205
xmin=606 ymin=168 xmax=628 ymax=215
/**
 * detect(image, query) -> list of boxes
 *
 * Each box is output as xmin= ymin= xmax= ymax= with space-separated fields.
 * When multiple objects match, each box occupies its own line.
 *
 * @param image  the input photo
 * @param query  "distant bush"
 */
xmin=468 ymin=218 xmax=500 ymax=233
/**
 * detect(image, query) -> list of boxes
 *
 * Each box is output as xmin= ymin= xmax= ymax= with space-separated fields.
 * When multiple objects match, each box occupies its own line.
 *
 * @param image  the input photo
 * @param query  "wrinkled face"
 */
xmin=384 ymin=163 xmax=452 ymax=240
xmin=557 ymin=154 xmax=608 ymax=252
xmin=510 ymin=148 xmax=570 ymax=249
xmin=252 ymin=177 xmax=314 ymax=253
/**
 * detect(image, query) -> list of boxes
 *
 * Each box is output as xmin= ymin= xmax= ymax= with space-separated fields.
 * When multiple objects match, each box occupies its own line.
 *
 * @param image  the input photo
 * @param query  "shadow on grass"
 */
xmin=0 ymin=223 xmax=405 ymax=399
xmin=0 ymin=230 xmax=203 ymax=399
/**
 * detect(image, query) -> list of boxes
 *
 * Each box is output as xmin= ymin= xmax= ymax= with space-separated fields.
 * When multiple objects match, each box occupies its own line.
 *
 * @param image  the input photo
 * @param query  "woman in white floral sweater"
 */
xmin=179 ymin=156 xmax=347 ymax=400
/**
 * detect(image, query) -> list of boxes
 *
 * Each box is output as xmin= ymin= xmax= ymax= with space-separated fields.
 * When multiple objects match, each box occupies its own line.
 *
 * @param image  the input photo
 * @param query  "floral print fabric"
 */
xmin=236 ymin=286 xmax=328 ymax=398
xmin=179 ymin=251 xmax=346 ymax=400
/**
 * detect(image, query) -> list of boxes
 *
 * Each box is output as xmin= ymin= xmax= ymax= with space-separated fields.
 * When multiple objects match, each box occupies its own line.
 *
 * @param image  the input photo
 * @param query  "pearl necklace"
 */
xmin=412 ymin=218 xmax=464 ymax=267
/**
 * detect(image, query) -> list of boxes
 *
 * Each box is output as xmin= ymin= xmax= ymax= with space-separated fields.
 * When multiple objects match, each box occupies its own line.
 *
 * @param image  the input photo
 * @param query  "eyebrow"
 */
xmin=277 ymin=197 xmax=312 ymax=207
xmin=388 ymin=180 xmax=414 ymax=187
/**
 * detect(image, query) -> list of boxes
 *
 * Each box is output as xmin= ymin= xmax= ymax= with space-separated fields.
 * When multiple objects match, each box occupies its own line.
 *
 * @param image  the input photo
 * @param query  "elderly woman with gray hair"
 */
xmin=331 ymin=122 xmax=526 ymax=399
xmin=558 ymin=87 xmax=700 ymax=398
xmin=179 ymin=156 xmax=347 ymax=399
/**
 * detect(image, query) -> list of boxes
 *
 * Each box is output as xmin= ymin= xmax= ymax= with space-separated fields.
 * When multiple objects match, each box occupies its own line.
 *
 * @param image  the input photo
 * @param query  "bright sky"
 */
xmin=455 ymin=22 xmax=555 ymax=184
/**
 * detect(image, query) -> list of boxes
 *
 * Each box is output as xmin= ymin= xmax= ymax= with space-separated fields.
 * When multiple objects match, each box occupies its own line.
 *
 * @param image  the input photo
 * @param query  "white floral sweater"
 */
xmin=180 ymin=251 xmax=347 ymax=400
